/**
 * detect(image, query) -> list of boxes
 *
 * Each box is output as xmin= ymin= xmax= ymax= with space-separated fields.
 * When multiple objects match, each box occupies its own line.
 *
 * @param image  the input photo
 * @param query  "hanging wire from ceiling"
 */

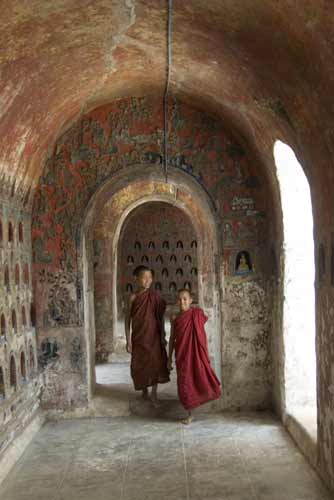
xmin=163 ymin=0 xmax=173 ymax=183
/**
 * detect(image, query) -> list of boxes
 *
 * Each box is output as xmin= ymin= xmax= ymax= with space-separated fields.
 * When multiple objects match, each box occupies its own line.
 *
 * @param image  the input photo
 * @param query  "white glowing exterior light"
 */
xmin=274 ymin=140 xmax=317 ymax=428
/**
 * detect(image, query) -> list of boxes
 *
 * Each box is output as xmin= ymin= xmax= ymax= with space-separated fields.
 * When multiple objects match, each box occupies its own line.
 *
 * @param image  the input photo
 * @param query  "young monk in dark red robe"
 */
xmin=125 ymin=265 xmax=170 ymax=406
xmin=168 ymin=289 xmax=221 ymax=424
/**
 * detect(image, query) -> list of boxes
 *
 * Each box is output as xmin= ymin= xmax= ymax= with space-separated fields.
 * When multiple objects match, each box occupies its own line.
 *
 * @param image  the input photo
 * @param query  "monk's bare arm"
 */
xmin=125 ymin=294 xmax=136 ymax=353
xmin=161 ymin=314 xmax=167 ymax=346
xmin=168 ymin=316 xmax=176 ymax=370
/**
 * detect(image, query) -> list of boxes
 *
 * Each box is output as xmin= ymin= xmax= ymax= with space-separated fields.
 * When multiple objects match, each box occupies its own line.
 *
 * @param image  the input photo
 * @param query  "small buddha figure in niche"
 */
xmin=126 ymin=283 xmax=133 ymax=293
xmin=162 ymin=268 xmax=169 ymax=278
xmin=127 ymin=256 xmax=134 ymax=264
xmin=155 ymin=282 xmax=162 ymax=291
xmin=184 ymin=255 xmax=192 ymax=263
xmin=156 ymin=255 xmax=163 ymax=264
xmin=170 ymin=254 xmax=177 ymax=263
xmin=191 ymin=240 xmax=197 ymax=249
xmin=134 ymin=241 xmax=141 ymax=251
xmin=177 ymin=240 xmax=183 ymax=249
xmin=141 ymin=255 xmax=149 ymax=264
xmin=176 ymin=268 xmax=183 ymax=276
xmin=163 ymin=241 xmax=169 ymax=249
xmin=148 ymin=241 xmax=155 ymax=249
xmin=184 ymin=281 xmax=191 ymax=291
xmin=191 ymin=267 xmax=198 ymax=276
xmin=235 ymin=251 xmax=252 ymax=276
xmin=169 ymin=282 xmax=177 ymax=292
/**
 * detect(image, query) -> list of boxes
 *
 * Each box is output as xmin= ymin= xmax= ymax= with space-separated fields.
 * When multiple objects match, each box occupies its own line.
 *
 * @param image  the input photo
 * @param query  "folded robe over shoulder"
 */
xmin=130 ymin=289 xmax=170 ymax=390
xmin=174 ymin=307 xmax=221 ymax=410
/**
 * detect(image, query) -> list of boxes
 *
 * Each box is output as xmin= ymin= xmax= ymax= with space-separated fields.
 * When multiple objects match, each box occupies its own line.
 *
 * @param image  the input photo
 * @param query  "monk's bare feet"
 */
xmin=150 ymin=395 xmax=161 ymax=408
xmin=150 ymin=385 xmax=160 ymax=408
xmin=181 ymin=412 xmax=193 ymax=425
xmin=142 ymin=388 xmax=149 ymax=400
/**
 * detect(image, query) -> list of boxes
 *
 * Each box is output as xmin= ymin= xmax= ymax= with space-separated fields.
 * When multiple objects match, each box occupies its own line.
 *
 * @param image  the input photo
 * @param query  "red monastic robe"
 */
xmin=174 ymin=307 xmax=221 ymax=410
xmin=130 ymin=289 xmax=170 ymax=390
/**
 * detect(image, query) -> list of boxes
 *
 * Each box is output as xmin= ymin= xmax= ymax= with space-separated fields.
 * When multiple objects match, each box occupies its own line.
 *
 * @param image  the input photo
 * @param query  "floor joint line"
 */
xmin=181 ymin=425 xmax=190 ymax=500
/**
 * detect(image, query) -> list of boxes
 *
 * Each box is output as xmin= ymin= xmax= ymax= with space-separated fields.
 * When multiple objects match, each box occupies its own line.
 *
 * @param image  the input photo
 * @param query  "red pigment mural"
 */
xmin=32 ymin=97 xmax=268 ymax=329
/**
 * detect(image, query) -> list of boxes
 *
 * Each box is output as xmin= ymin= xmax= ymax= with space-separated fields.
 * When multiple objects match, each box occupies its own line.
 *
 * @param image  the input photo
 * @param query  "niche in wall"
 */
xmin=119 ymin=202 xmax=199 ymax=304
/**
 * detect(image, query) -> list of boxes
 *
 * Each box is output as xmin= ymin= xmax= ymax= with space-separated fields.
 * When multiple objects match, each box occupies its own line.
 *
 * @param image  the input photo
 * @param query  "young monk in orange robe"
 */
xmin=168 ymin=289 xmax=221 ymax=424
xmin=125 ymin=265 xmax=170 ymax=406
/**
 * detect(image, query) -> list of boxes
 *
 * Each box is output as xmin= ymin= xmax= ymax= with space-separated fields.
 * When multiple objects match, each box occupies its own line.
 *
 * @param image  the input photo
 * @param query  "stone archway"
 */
xmin=98 ymin=201 xmax=200 ymax=358
xmin=82 ymin=165 xmax=222 ymax=402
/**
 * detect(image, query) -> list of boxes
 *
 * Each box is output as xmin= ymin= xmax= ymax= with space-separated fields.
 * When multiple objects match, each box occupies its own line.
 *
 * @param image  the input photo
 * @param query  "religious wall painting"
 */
xmin=39 ymin=338 xmax=60 ymax=368
xmin=40 ymin=269 xmax=79 ymax=327
xmin=223 ymin=222 xmax=234 ymax=246
xmin=236 ymin=221 xmax=255 ymax=241
xmin=70 ymin=337 xmax=83 ymax=372
xmin=235 ymin=251 xmax=253 ymax=276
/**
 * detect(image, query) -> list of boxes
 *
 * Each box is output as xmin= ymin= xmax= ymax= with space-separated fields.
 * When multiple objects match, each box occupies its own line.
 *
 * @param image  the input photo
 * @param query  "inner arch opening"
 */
xmin=93 ymin=201 xmax=199 ymax=397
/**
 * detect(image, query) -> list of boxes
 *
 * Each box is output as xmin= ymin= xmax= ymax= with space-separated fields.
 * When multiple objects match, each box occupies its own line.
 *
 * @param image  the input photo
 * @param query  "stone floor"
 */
xmin=1 ymin=412 xmax=332 ymax=500
xmin=1 ymin=362 xmax=331 ymax=499
xmin=96 ymin=356 xmax=178 ymax=399
xmin=93 ymin=359 xmax=195 ymax=418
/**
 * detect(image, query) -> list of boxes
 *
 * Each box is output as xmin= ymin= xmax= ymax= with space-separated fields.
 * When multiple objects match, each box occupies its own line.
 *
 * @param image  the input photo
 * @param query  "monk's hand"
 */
xmin=167 ymin=358 xmax=173 ymax=372
xmin=126 ymin=341 xmax=132 ymax=354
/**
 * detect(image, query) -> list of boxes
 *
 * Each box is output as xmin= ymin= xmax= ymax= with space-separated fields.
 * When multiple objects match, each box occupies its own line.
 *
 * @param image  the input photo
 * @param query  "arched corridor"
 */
xmin=1 ymin=2 xmax=334 ymax=499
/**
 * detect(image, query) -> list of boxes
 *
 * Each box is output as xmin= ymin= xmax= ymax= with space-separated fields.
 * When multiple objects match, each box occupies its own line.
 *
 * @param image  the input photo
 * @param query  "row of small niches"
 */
xmin=127 ymin=255 xmax=196 ymax=265
xmin=0 ymin=347 xmax=36 ymax=401
xmin=1 ymin=263 xmax=30 ymax=287
xmin=126 ymin=266 xmax=198 ymax=277
xmin=125 ymin=282 xmax=195 ymax=293
xmin=131 ymin=240 xmax=198 ymax=251
xmin=0 ymin=220 xmax=25 ymax=245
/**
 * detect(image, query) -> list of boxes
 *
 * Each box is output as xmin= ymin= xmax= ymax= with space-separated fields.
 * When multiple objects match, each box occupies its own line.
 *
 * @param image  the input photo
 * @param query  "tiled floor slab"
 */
xmin=1 ymin=413 xmax=332 ymax=500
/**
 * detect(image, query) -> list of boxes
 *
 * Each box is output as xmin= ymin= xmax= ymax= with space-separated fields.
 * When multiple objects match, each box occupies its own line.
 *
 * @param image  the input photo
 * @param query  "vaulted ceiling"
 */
xmin=1 ymin=0 xmax=333 ymax=207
